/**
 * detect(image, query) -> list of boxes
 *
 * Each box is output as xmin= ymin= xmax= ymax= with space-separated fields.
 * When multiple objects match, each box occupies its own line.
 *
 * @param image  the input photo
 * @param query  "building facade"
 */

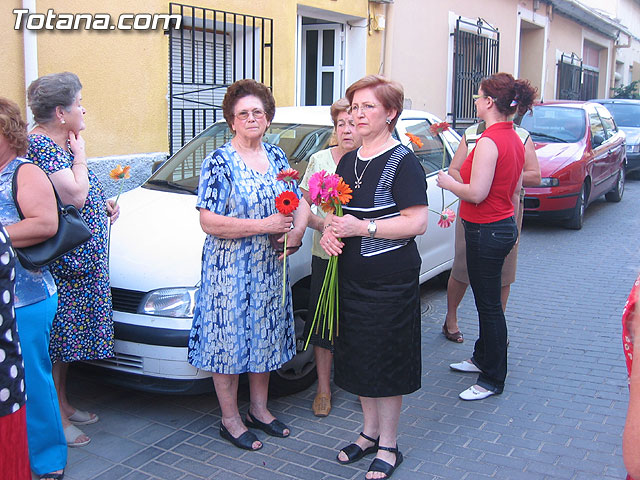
xmin=3 ymin=0 xmax=385 ymax=159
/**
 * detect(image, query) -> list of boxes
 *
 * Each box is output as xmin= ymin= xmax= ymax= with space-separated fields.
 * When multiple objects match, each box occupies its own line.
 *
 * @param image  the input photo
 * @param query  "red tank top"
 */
xmin=459 ymin=122 xmax=524 ymax=223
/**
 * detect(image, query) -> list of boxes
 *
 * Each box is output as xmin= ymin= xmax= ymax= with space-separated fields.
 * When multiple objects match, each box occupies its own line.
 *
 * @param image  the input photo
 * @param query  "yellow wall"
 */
xmin=3 ymin=0 xmax=375 ymax=156
xmin=2 ymin=1 xmax=28 ymax=112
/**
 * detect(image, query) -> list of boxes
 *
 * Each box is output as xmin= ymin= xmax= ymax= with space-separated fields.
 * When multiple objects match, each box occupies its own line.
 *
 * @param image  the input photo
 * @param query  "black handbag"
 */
xmin=12 ymin=162 xmax=92 ymax=270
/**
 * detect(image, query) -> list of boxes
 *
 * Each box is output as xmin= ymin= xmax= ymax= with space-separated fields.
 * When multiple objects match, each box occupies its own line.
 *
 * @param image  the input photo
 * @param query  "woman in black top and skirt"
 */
xmin=320 ymin=75 xmax=428 ymax=480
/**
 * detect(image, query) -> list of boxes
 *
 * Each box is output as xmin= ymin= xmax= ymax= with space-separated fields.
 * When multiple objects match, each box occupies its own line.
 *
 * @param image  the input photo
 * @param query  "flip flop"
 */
xmin=64 ymin=424 xmax=91 ymax=448
xmin=68 ymin=409 xmax=99 ymax=425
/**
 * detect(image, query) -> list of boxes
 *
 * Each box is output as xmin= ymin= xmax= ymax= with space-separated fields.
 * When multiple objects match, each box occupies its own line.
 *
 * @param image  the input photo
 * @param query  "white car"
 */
xmin=88 ymin=106 xmax=460 ymax=395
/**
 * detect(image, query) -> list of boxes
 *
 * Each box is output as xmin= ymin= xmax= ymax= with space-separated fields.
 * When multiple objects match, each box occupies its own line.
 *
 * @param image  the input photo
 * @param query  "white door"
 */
xmin=301 ymin=24 xmax=344 ymax=106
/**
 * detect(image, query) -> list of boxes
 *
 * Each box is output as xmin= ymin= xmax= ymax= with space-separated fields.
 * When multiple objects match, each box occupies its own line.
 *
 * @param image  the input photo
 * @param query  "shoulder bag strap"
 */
xmin=12 ymin=162 xmax=64 ymax=220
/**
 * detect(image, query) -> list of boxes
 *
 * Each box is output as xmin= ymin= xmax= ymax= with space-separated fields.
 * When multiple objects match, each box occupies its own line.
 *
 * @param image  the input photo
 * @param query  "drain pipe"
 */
xmin=22 ymin=0 xmax=38 ymax=125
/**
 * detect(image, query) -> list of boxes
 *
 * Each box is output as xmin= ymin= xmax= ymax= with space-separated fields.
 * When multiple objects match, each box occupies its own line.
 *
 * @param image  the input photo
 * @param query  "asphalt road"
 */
xmin=61 ymin=177 xmax=640 ymax=480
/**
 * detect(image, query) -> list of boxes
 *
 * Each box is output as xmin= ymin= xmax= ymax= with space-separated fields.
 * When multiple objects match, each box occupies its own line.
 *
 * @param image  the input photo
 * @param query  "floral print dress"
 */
xmin=27 ymin=134 xmax=113 ymax=362
xmin=188 ymin=142 xmax=299 ymax=374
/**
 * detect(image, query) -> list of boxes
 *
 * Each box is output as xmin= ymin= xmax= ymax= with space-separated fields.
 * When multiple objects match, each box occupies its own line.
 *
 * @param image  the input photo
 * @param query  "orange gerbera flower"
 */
xmin=109 ymin=164 xmax=131 ymax=180
xmin=275 ymin=190 xmax=299 ymax=215
xmin=336 ymin=179 xmax=352 ymax=205
xmin=405 ymin=132 xmax=424 ymax=148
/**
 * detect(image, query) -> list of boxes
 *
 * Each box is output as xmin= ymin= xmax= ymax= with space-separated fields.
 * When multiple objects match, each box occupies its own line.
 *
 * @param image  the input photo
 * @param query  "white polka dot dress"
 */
xmin=0 ymin=223 xmax=24 ymax=418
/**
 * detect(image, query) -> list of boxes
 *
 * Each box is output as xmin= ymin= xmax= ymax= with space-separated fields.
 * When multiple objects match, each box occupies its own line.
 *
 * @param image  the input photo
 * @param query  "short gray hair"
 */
xmin=28 ymin=72 xmax=82 ymax=124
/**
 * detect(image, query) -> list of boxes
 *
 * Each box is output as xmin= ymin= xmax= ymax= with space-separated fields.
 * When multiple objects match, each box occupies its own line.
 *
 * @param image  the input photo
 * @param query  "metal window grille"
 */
xmin=581 ymin=68 xmax=599 ymax=100
xmin=451 ymin=18 xmax=500 ymax=131
xmin=556 ymin=53 xmax=599 ymax=101
xmin=168 ymin=3 xmax=273 ymax=155
xmin=557 ymin=53 xmax=582 ymax=100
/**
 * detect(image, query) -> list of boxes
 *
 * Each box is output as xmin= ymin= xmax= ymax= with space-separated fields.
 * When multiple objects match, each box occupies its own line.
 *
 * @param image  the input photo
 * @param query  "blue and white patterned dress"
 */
xmin=188 ymin=142 xmax=300 ymax=374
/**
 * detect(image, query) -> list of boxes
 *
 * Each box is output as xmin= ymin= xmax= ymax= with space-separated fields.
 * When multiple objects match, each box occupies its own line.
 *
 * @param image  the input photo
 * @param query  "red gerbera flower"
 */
xmin=429 ymin=121 xmax=450 ymax=136
xmin=275 ymin=190 xmax=299 ymax=215
xmin=276 ymin=168 xmax=300 ymax=186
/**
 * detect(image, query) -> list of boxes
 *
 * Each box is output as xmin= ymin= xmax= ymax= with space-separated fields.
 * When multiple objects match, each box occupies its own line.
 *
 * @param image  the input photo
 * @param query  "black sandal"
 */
xmin=219 ymin=423 xmax=262 ymax=451
xmin=337 ymin=432 xmax=379 ymax=465
xmin=39 ymin=472 xmax=64 ymax=480
xmin=246 ymin=411 xmax=290 ymax=438
xmin=366 ymin=445 xmax=403 ymax=479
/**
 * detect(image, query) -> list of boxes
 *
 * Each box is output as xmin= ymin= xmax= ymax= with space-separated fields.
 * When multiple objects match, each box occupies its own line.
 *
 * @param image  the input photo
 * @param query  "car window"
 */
xmin=589 ymin=111 xmax=606 ymax=146
xmin=145 ymin=122 xmax=333 ymax=194
xmin=520 ymin=106 xmax=585 ymax=143
xmin=594 ymin=106 xmax=617 ymax=139
xmin=598 ymin=103 xmax=640 ymax=128
xmin=398 ymin=119 xmax=452 ymax=175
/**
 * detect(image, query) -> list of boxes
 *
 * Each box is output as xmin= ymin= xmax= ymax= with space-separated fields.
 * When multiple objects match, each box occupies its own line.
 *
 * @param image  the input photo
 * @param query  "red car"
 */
xmin=520 ymin=101 xmax=626 ymax=229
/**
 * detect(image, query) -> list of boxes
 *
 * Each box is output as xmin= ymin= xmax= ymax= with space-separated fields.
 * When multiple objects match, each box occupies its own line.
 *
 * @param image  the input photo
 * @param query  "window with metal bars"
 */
xmin=168 ymin=2 xmax=273 ymax=155
xmin=451 ymin=17 xmax=500 ymax=131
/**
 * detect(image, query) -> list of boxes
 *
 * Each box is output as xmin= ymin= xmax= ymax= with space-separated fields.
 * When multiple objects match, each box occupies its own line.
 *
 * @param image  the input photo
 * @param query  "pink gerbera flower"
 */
xmin=308 ymin=170 xmax=329 ymax=205
xmin=438 ymin=208 xmax=456 ymax=228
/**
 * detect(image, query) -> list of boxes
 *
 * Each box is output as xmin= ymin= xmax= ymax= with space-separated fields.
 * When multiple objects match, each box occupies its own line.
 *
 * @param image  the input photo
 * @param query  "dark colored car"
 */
xmin=591 ymin=98 xmax=640 ymax=177
xmin=520 ymin=101 xmax=626 ymax=229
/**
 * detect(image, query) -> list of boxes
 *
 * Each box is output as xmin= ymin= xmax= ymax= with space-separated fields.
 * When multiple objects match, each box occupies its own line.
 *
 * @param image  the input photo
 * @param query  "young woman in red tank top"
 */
xmin=437 ymin=73 xmax=537 ymax=401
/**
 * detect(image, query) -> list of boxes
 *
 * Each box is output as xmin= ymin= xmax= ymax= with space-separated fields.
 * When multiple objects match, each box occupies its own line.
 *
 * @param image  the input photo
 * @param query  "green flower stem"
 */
xmin=304 ymin=201 xmax=343 ymax=349
xmin=281 ymin=232 xmax=288 ymax=306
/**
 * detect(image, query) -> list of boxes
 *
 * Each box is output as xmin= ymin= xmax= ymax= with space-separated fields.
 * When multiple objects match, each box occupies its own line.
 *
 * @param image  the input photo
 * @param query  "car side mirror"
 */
xmin=592 ymin=133 xmax=605 ymax=147
xmin=151 ymin=159 xmax=166 ymax=174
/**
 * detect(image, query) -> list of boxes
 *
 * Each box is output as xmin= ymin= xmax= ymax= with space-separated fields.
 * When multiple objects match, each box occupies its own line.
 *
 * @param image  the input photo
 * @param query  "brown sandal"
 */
xmin=442 ymin=323 xmax=463 ymax=343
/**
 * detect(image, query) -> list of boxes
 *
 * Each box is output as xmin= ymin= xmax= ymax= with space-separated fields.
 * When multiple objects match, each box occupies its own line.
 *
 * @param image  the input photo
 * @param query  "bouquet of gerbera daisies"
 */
xmin=304 ymin=170 xmax=352 ymax=347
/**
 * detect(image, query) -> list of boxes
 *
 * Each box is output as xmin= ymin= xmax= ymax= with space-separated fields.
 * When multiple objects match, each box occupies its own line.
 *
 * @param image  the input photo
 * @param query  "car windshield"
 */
xmin=144 ymin=122 xmax=334 ymax=194
xmin=520 ymin=106 xmax=586 ymax=143
xmin=599 ymin=103 xmax=640 ymax=128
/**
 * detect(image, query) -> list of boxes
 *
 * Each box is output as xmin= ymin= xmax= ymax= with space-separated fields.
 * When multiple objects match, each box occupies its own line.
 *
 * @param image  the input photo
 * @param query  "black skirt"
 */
xmin=302 ymin=256 xmax=335 ymax=351
xmin=334 ymin=267 xmax=421 ymax=397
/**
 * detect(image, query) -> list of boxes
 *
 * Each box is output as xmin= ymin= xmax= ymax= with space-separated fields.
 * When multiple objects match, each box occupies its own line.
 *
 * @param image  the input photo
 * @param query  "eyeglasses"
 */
xmin=235 ymin=109 xmax=266 ymax=120
xmin=472 ymin=94 xmax=496 ymax=102
xmin=347 ymin=103 xmax=378 ymax=114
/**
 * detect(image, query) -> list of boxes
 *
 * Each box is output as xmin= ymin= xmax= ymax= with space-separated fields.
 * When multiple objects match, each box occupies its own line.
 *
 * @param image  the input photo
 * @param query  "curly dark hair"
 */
xmin=27 ymin=72 xmax=82 ymax=125
xmin=480 ymin=73 xmax=537 ymax=117
xmin=222 ymin=79 xmax=276 ymax=129
xmin=0 ymin=97 xmax=28 ymax=156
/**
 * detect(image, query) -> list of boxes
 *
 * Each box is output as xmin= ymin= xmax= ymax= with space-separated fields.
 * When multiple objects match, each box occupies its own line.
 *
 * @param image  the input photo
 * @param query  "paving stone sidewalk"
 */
xmin=62 ymin=180 xmax=640 ymax=480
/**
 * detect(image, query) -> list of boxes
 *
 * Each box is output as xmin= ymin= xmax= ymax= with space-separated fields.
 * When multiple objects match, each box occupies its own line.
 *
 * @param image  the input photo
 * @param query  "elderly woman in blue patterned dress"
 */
xmin=188 ymin=79 xmax=310 ymax=451
xmin=26 ymin=72 xmax=120 ymax=448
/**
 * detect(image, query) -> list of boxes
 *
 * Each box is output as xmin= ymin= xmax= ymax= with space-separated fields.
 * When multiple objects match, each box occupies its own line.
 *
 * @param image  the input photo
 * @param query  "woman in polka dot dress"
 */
xmin=26 ymin=72 xmax=120 ymax=449
xmin=0 ymin=219 xmax=30 ymax=479
xmin=0 ymin=98 xmax=66 ymax=479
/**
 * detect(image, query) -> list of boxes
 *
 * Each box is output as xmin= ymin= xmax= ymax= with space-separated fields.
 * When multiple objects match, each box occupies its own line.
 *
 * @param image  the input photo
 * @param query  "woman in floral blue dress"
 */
xmin=26 ymin=72 xmax=120 ymax=448
xmin=188 ymin=79 xmax=309 ymax=451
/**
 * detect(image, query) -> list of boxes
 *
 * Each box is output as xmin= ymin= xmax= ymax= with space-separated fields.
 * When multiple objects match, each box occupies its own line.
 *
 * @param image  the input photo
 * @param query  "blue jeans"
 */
xmin=463 ymin=217 xmax=518 ymax=393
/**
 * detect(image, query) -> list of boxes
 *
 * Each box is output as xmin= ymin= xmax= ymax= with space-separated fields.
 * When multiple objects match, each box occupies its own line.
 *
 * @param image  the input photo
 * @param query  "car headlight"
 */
xmin=138 ymin=287 xmax=198 ymax=317
xmin=537 ymin=177 xmax=559 ymax=187
xmin=627 ymin=144 xmax=640 ymax=153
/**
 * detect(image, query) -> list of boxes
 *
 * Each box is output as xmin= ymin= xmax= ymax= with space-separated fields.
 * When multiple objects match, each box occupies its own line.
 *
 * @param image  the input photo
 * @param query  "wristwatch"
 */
xmin=367 ymin=220 xmax=377 ymax=238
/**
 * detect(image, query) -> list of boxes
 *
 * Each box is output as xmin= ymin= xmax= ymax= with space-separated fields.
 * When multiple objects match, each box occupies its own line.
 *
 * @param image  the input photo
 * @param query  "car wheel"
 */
xmin=269 ymin=307 xmax=318 ymax=396
xmin=605 ymin=167 xmax=624 ymax=202
xmin=566 ymin=183 xmax=587 ymax=230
